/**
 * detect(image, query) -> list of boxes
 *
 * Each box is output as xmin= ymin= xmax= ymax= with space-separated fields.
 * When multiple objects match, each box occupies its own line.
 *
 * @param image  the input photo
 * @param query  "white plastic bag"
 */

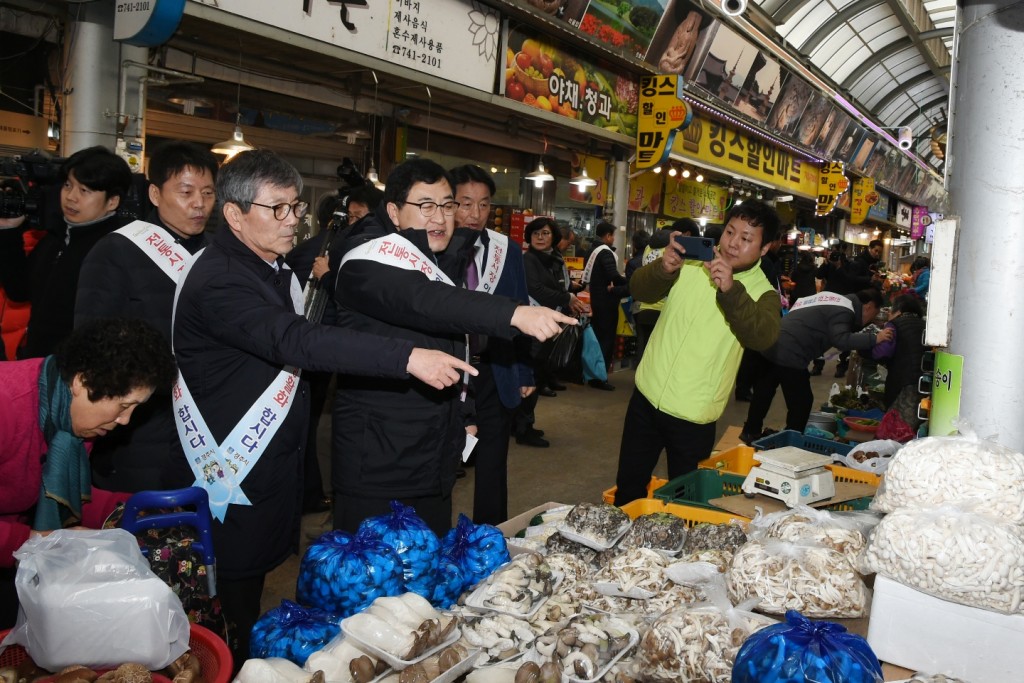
xmin=747 ymin=505 xmax=881 ymax=567
xmin=2 ymin=528 xmax=190 ymax=670
xmin=835 ymin=439 xmax=902 ymax=475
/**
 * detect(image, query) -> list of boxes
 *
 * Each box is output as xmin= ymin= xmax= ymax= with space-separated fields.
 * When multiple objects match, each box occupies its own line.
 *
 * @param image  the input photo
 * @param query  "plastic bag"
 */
xmin=429 ymin=554 xmax=465 ymax=609
xmin=733 ymin=610 xmax=883 ymax=683
xmin=439 ymin=514 xmax=509 ymax=592
xmin=539 ymin=320 xmax=582 ymax=371
xmin=296 ymin=530 xmax=404 ymax=618
xmin=250 ymin=599 xmax=341 ymax=665
xmin=580 ymin=323 xmax=607 ymax=383
xmin=834 ymin=439 xmax=902 ymax=474
xmin=3 ymin=529 xmax=190 ymax=670
xmin=358 ymin=501 xmax=441 ymax=600
xmin=748 ymin=505 xmax=880 ymax=567
xmin=876 ymin=407 xmax=916 ymax=442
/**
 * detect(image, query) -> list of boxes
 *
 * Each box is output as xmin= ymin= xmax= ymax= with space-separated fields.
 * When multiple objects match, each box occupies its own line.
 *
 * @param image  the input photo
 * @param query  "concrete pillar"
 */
xmin=63 ymin=2 xmax=120 ymax=153
xmin=612 ymin=160 xmax=629 ymax=255
xmin=945 ymin=0 xmax=1024 ymax=449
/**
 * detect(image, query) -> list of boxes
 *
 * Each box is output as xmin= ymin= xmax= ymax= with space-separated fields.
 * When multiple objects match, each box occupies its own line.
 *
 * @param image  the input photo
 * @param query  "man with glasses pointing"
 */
xmin=331 ymin=158 xmax=574 ymax=535
xmin=168 ymin=151 xmax=477 ymax=664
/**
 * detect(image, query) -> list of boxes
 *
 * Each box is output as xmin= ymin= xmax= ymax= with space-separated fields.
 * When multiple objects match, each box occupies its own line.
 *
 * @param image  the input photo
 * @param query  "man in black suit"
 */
xmin=583 ymin=221 xmax=628 ymax=390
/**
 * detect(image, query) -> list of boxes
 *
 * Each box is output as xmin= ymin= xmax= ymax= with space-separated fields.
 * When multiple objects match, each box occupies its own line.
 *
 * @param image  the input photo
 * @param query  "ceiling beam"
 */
xmin=881 ymin=0 xmax=951 ymax=89
xmin=801 ymin=0 xmax=882 ymax=55
xmin=899 ymin=96 xmax=947 ymax=127
xmin=841 ymin=37 xmax=912 ymax=90
xmin=871 ymin=71 xmax=936 ymax=114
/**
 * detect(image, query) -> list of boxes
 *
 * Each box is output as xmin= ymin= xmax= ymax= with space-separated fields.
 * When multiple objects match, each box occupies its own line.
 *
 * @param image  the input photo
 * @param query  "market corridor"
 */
xmin=262 ymin=361 xmax=843 ymax=611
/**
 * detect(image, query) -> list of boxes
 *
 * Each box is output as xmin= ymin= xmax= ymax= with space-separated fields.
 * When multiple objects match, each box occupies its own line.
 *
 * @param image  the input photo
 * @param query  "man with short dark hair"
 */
xmin=331 ymin=158 xmax=573 ymax=534
xmin=740 ymin=288 xmax=892 ymax=442
xmin=168 ymin=150 xmax=475 ymax=664
xmin=583 ymin=221 xmax=627 ymax=390
xmin=73 ymin=141 xmax=219 ymax=492
xmin=0 ymin=146 xmax=133 ymax=358
xmin=614 ymin=201 xmax=783 ymax=505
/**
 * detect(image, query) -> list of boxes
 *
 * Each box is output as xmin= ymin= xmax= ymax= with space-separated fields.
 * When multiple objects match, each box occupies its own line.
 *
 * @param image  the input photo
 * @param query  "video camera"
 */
xmin=0 ymin=152 xmax=65 ymax=228
xmin=315 ymin=157 xmax=366 ymax=229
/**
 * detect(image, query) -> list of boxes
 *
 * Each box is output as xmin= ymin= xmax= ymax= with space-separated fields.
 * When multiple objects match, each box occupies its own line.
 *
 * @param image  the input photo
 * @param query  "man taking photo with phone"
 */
xmin=613 ymin=201 xmax=782 ymax=505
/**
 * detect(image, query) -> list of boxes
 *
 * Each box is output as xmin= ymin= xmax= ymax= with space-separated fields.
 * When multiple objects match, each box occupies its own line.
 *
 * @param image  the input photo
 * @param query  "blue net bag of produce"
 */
xmin=358 ymin=501 xmax=441 ymax=599
xmin=250 ymin=599 xmax=341 ymax=665
xmin=441 ymin=513 xmax=509 ymax=589
xmin=733 ymin=610 xmax=883 ymax=683
xmin=430 ymin=553 xmax=465 ymax=609
xmin=296 ymin=530 xmax=404 ymax=618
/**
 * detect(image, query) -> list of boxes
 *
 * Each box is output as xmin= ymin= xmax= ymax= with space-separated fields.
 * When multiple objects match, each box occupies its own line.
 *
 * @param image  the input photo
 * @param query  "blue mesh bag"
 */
xmin=441 ymin=513 xmax=509 ymax=590
xmin=295 ymin=530 xmax=404 ymax=618
xmin=250 ymin=599 xmax=341 ymax=665
xmin=733 ymin=610 xmax=883 ymax=683
xmin=429 ymin=553 xmax=465 ymax=609
xmin=358 ymin=501 xmax=441 ymax=600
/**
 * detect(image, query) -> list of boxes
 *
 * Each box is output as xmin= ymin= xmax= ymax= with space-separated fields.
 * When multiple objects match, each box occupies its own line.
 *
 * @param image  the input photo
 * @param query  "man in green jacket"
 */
xmin=613 ymin=201 xmax=782 ymax=505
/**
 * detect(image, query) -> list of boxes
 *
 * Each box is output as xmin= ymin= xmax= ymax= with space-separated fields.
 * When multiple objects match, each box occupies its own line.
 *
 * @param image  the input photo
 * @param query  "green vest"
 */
xmin=635 ymin=259 xmax=774 ymax=423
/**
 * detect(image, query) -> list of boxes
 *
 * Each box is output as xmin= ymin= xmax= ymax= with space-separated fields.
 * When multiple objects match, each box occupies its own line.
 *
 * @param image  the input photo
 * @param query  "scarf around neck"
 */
xmin=34 ymin=356 xmax=92 ymax=530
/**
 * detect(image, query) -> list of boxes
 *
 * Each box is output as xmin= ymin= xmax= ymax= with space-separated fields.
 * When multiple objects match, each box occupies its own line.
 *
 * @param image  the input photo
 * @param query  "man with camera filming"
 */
xmin=0 ymin=146 xmax=132 ymax=359
xmin=613 ymin=201 xmax=782 ymax=506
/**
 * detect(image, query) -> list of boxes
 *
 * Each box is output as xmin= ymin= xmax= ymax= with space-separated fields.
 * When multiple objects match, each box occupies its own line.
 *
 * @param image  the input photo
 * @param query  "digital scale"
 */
xmin=741 ymin=446 xmax=836 ymax=507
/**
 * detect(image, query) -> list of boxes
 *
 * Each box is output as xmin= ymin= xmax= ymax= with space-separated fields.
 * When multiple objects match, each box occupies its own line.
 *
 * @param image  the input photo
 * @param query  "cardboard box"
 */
xmin=496 ymin=502 xmax=567 ymax=538
xmin=867 ymin=575 xmax=1024 ymax=681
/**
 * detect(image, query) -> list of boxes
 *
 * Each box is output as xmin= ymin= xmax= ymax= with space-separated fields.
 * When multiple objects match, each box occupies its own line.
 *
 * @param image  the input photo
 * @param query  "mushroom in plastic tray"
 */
xmin=555 ymin=503 xmax=631 ymax=551
xmin=463 ymin=552 xmax=559 ymax=619
xmin=340 ymin=593 xmax=460 ymax=669
xmin=527 ymin=613 xmax=638 ymax=683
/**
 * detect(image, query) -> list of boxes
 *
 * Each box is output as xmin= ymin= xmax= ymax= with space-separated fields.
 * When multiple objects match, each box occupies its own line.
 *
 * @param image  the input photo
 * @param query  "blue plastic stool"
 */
xmin=120 ymin=487 xmax=218 ymax=597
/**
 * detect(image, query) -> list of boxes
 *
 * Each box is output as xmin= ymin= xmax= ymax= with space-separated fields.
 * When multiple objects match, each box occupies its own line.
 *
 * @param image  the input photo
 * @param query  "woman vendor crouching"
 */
xmin=0 ymin=318 xmax=177 ymax=625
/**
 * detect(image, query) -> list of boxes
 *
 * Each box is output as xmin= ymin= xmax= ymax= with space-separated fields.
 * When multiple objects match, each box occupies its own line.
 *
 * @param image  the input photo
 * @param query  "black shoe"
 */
xmin=587 ymin=379 xmax=615 ymax=391
xmin=537 ymin=387 xmax=558 ymax=398
xmin=809 ymin=365 xmax=823 ymax=376
xmin=739 ymin=432 xmax=757 ymax=446
xmin=834 ymin=363 xmax=849 ymax=378
xmin=515 ymin=432 xmax=550 ymax=448
xmin=303 ymin=497 xmax=332 ymax=514
xmin=526 ymin=427 xmax=545 ymax=438
xmin=548 ymin=381 xmax=568 ymax=391
xmin=735 ymin=389 xmax=753 ymax=402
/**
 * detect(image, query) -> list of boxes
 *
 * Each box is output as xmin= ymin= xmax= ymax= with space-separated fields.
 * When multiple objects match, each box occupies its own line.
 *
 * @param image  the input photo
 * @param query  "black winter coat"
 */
xmin=882 ymin=313 xmax=926 ymax=407
xmin=0 ymin=213 xmax=126 ymax=358
xmin=168 ymin=227 xmax=414 ymax=579
xmin=331 ymin=206 xmax=521 ymax=501
xmin=74 ymin=214 xmax=206 ymax=492
xmin=523 ymin=247 xmax=571 ymax=311
xmin=587 ymin=245 xmax=628 ymax=307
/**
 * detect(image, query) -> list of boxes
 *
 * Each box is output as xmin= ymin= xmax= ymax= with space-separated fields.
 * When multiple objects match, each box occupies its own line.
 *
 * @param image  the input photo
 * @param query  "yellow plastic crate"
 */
xmin=698 ymin=444 xmax=881 ymax=487
xmin=602 ymin=477 xmax=668 ymax=504
xmin=619 ymin=498 xmax=750 ymax=525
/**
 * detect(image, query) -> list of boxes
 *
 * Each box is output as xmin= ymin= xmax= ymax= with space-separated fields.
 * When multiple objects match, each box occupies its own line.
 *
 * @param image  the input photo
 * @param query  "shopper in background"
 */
xmin=449 ymin=163 xmax=536 ymax=525
xmin=0 ymin=147 xmax=133 ymax=359
xmin=168 ymin=150 xmax=475 ymax=666
xmin=330 ymin=158 xmax=573 ymax=537
xmin=73 ymin=141 xmax=218 ymax=493
xmin=787 ymin=250 xmax=819 ymax=307
xmin=0 ymin=318 xmax=176 ymax=626
xmin=740 ymin=288 xmax=891 ymax=443
xmin=911 ymin=256 xmax=931 ymax=299
xmin=624 ymin=230 xmax=650 ymax=282
xmin=613 ymin=201 xmax=782 ymax=506
xmin=582 ymin=221 xmax=627 ymax=390
xmin=872 ymin=293 xmax=926 ymax=409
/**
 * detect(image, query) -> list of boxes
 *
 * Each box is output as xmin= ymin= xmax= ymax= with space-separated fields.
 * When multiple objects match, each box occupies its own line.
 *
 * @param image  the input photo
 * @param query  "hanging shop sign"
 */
xmin=867 ymin=191 xmax=891 ymax=222
xmin=504 ymin=27 xmax=639 ymax=136
xmin=815 ymin=162 xmax=849 ymax=216
xmin=895 ymin=201 xmax=913 ymax=229
xmin=911 ymin=206 xmax=931 ymax=240
xmin=850 ymin=177 xmax=877 ymax=225
xmin=663 ymin=178 xmax=728 ymax=222
xmin=669 ymin=115 xmax=819 ymax=197
xmin=192 ymin=0 xmax=498 ymax=91
xmin=115 ymin=0 xmax=185 ymax=46
xmin=636 ymin=75 xmax=692 ymax=170
xmin=628 ymin=170 xmax=663 ymax=214
xmin=569 ymin=155 xmax=609 ymax=206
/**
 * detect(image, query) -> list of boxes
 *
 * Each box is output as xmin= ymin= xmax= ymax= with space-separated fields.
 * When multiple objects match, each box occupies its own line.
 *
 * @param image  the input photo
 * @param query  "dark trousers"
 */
xmin=333 ymin=493 xmax=451 ymax=537
xmin=303 ymin=371 xmax=331 ymax=506
xmin=613 ymin=389 xmax=716 ymax=505
xmin=734 ymin=348 xmax=758 ymax=394
xmin=743 ymin=355 xmax=815 ymax=436
xmin=634 ymin=309 xmax=660 ymax=362
xmin=512 ymin=374 xmax=540 ymax=437
xmin=590 ymin=298 xmax=620 ymax=368
xmin=218 ymin=573 xmax=266 ymax=672
xmin=469 ymin=363 xmax=513 ymax=525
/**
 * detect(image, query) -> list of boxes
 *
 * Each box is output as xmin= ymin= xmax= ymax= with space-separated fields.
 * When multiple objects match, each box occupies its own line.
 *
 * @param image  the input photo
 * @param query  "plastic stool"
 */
xmin=120 ymin=487 xmax=217 ymax=597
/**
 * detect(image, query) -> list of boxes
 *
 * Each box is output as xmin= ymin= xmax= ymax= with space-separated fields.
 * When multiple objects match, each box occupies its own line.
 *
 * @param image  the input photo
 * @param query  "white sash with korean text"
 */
xmin=582 ymin=244 xmax=612 ymax=286
xmin=114 ymin=221 xmax=192 ymax=282
xmin=789 ymin=292 xmax=855 ymax=314
xmin=341 ymin=233 xmax=455 ymax=285
xmin=171 ymin=250 xmax=304 ymax=521
xmin=475 ymin=229 xmax=508 ymax=294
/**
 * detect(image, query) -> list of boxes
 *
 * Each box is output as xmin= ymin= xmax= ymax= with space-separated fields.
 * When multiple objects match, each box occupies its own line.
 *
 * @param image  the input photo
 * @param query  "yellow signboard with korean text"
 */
xmin=637 ymin=75 xmax=692 ymax=170
xmin=850 ymin=177 xmax=876 ymax=224
xmin=669 ymin=115 xmax=819 ymax=197
xmin=569 ymin=155 xmax=608 ymax=206
xmin=663 ymin=179 xmax=729 ymax=222
xmin=628 ymin=170 xmax=663 ymax=214
xmin=816 ymin=162 xmax=850 ymax=216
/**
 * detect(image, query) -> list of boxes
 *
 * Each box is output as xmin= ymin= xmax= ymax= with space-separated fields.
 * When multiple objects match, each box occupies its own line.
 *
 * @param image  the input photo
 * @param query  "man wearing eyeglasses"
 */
xmin=168 ymin=150 xmax=476 ymax=665
xmin=331 ymin=158 xmax=575 ymax=535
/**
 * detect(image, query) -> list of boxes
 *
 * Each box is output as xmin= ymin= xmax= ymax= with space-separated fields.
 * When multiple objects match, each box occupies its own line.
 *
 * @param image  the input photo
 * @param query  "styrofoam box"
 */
xmin=867 ymin=575 xmax=1024 ymax=681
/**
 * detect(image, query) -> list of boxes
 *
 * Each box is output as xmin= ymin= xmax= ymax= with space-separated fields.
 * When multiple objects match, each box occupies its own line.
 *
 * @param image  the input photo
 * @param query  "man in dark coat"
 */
xmin=0 ymin=146 xmax=132 ymax=358
xmin=168 ymin=150 xmax=475 ymax=666
xmin=584 ymin=221 xmax=628 ymax=390
xmin=74 ymin=141 xmax=218 ymax=492
xmin=740 ymin=288 xmax=892 ymax=443
xmin=449 ymin=164 xmax=536 ymax=525
xmin=330 ymin=159 xmax=574 ymax=536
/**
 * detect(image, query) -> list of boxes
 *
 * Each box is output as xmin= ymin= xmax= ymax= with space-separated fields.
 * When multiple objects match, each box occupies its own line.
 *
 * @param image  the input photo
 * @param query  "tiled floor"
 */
xmin=261 ymin=357 xmax=846 ymax=612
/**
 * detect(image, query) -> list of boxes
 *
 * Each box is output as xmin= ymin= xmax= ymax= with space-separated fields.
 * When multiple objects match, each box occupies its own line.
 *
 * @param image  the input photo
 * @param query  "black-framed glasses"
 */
xmin=405 ymin=200 xmax=458 ymax=218
xmin=250 ymin=200 xmax=309 ymax=220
